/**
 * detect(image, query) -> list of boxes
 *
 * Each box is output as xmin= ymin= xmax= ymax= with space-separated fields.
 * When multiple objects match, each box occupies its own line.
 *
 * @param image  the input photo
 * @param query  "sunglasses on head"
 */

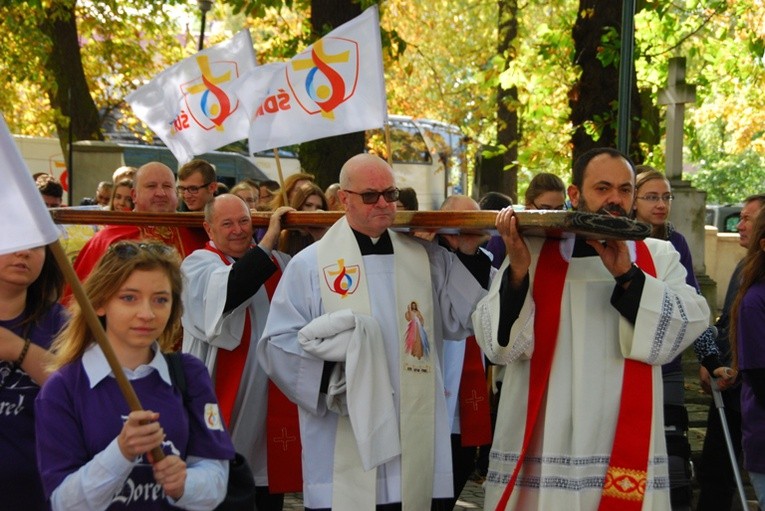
xmin=109 ymin=241 xmax=176 ymax=259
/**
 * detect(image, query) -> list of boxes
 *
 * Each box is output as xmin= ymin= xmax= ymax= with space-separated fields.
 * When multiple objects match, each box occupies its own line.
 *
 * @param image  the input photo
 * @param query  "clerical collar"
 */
xmin=352 ymin=228 xmax=394 ymax=255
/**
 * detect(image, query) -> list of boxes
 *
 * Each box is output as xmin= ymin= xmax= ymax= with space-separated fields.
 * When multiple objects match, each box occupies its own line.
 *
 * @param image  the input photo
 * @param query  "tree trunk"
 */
xmin=299 ymin=0 xmax=365 ymax=187
xmin=299 ymin=133 xmax=365 ymax=189
xmin=496 ymin=0 xmax=519 ymax=202
xmin=569 ymin=1 xmax=642 ymax=164
xmin=39 ymin=1 xmax=103 ymax=160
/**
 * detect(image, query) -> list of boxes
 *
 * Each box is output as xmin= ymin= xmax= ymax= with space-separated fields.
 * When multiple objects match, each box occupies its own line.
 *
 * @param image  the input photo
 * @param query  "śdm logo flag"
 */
xmin=127 ymin=30 xmax=257 ymax=165
xmin=232 ymin=6 xmax=388 ymax=153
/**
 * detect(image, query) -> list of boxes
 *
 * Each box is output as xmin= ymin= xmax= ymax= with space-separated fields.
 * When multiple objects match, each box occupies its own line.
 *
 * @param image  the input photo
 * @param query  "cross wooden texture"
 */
xmin=48 ymin=209 xmax=652 ymax=240
xmin=657 ymin=57 xmax=697 ymax=180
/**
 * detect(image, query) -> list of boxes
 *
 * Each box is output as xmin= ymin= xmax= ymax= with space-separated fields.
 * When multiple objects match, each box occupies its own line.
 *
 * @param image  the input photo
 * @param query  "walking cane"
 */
xmin=711 ymin=377 xmax=748 ymax=509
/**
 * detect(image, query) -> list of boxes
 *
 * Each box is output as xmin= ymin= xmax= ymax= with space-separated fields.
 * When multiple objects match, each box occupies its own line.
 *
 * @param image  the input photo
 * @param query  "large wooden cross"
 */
xmin=658 ymin=57 xmax=697 ymax=180
xmin=48 ymin=209 xmax=652 ymax=240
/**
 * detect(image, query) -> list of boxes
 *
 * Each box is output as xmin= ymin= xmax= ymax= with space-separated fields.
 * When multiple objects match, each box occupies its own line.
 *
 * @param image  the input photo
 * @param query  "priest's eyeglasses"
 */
xmin=344 ymin=188 xmax=400 ymax=205
xmin=109 ymin=241 xmax=176 ymax=259
xmin=177 ymin=182 xmax=213 ymax=195
xmin=636 ymin=193 xmax=674 ymax=204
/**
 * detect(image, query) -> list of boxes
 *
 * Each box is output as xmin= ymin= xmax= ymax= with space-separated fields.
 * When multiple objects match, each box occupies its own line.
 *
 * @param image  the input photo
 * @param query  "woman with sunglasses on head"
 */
xmin=36 ymin=241 xmax=235 ymax=511
xmin=0 ymin=245 xmax=65 ymax=511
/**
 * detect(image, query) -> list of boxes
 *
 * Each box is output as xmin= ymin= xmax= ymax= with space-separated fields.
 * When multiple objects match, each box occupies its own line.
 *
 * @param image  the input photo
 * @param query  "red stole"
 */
xmin=204 ymin=243 xmax=303 ymax=493
xmin=458 ymin=335 xmax=492 ymax=446
xmin=495 ymin=240 xmax=656 ymax=511
xmin=598 ymin=241 xmax=656 ymax=510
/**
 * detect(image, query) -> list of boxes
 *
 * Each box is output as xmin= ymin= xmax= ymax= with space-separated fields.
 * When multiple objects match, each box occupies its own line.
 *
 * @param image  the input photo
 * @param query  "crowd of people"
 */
xmin=8 ymin=148 xmax=764 ymax=510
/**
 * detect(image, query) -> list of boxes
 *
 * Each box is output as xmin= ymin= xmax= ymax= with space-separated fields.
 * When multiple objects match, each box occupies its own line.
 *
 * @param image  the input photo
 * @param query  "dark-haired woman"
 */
xmin=0 ymin=245 xmax=66 ymax=510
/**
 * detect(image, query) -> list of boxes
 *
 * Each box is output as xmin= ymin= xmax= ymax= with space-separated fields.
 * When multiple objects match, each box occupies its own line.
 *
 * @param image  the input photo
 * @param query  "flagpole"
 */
xmin=384 ymin=121 xmax=393 ymax=166
xmin=272 ymin=148 xmax=289 ymax=205
xmin=49 ymin=240 xmax=165 ymax=462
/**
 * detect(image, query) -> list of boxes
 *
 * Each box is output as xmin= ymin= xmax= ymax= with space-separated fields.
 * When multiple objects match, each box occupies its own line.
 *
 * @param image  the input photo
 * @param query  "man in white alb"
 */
xmin=473 ymin=147 xmax=710 ymax=510
xmin=181 ymin=194 xmax=296 ymax=510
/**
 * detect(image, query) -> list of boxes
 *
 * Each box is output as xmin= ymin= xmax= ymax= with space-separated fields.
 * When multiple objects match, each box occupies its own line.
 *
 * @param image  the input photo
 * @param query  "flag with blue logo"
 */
xmin=233 ymin=6 xmax=388 ymax=153
xmin=127 ymin=30 xmax=257 ymax=165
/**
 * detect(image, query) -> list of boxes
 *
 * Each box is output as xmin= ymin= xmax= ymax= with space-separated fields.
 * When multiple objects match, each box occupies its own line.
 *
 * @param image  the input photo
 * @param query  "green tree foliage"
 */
xmin=689 ymin=150 xmax=765 ymax=205
xmin=634 ymin=0 xmax=765 ymax=202
xmin=0 ymin=0 xmax=190 ymax=155
xmin=3 ymin=0 xmax=765 ymax=203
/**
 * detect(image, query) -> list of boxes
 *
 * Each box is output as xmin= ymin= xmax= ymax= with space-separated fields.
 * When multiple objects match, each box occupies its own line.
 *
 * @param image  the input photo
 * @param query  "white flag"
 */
xmin=234 ymin=6 xmax=388 ymax=153
xmin=127 ymin=30 xmax=257 ymax=165
xmin=0 ymin=114 xmax=61 ymax=255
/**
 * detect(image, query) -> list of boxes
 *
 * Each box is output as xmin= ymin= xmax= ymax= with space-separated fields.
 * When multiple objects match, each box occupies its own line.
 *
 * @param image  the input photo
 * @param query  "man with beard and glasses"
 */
xmin=472 ymin=147 xmax=711 ymax=510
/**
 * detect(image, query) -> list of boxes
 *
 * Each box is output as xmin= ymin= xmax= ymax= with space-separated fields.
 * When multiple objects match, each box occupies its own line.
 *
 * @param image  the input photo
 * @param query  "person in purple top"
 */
xmin=0 ymin=245 xmax=65 ymax=511
xmin=478 ymin=191 xmax=514 ymax=269
xmin=632 ymin=168 xmax=734 ymax=379
xmin=729 ymin=206 xmax=765 ymax=509
xmin=36 ymin=241 xmax=235 ymax=510
xmin=633 ymin=167 xmax=736 ymax=506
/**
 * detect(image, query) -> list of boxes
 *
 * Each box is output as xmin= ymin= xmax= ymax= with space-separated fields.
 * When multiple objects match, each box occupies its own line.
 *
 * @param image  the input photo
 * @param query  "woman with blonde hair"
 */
xmin=108 ymin=178 xmax=134 ymax=212
xmin=633 ymin=165 xmax=733 ymax=506
xmin=36 ymin=241 xmax=235 ymax=510
xmin=278 ymin=182 xmax=328 ymax=256
xmin=230 ymin=181 xmax=258 ymax=210
xmin=268 ymin=172 xmax=315 ymax=210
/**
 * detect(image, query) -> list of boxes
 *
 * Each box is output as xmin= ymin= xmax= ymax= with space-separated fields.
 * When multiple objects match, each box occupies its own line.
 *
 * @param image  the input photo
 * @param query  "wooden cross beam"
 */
xmin=49 ymin=209 xmax=651 ymax=240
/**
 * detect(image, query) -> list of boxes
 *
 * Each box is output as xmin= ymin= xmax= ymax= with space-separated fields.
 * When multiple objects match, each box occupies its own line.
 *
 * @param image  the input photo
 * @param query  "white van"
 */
xmin=251 ymin=115 xmax=467 ymax=210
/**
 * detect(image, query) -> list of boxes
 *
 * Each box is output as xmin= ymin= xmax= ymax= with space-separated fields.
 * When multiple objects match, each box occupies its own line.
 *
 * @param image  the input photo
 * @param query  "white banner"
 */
xmin=127 ymin=30 xmax=257 ymax=165
xmin=234 ymin=6 xmax=388 ymax=153
xmin=0 ymin=114 xmax=61 ymax=255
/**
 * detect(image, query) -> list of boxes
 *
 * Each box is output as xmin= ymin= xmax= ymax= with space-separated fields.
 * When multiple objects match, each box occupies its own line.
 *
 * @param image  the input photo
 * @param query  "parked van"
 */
xmin=705 ymin=204 xmax=742 ymax=233
xmin=252 ymin=115 xmax=467 ymax=210
xmin=17 ymin=115 xmax=467 ymax=209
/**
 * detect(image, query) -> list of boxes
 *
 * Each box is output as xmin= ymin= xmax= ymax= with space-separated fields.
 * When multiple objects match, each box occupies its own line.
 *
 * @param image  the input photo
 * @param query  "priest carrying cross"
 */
xmin=474 ymin=147 xmax=710 ymax=511
xmin=257 ymin=153 xmax=488 ymax=511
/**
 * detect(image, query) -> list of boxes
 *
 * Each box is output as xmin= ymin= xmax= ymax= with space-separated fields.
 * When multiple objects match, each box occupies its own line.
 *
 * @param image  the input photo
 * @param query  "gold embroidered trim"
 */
xmin=602 ymin=466 xmax=647 ymax=501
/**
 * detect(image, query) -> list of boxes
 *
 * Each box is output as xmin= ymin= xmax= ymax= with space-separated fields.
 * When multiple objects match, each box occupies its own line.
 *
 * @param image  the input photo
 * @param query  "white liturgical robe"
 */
xmin=180 ymin=245 xmax=290 ymax=486
xmin=257 ymin=231 xmax=486 ymax=509
xmin=473 ymin=236 xmax=710 ymax=510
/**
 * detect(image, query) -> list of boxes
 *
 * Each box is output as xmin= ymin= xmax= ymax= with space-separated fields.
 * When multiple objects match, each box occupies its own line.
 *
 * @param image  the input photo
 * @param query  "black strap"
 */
xmin=164 ymin=352 xmax=189 ymax=403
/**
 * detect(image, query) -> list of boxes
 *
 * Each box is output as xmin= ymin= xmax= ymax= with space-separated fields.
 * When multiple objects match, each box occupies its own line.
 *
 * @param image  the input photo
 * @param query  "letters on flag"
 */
xmin=0 ymin=113 xmax=61 ymax=255
xmin=233 ymin=6 xmax=388 ymax=153
xmin=126 ymin=30 xmax=257 ymax=165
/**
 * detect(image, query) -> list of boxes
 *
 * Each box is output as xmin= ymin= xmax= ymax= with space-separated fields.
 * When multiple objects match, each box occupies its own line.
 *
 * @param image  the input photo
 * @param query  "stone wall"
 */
xmin=703 ymin=225 xmax=746 ymax=315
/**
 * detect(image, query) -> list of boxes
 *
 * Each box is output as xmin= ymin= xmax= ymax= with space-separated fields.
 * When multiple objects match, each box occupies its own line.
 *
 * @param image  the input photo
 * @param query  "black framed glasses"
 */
xmin=637 ymin=193 xmax=674 ymax=204
xmin=531 ymin=201 xmax=566 ymax=211
xmin=344 ymin=188 xmax=400 ymax=205
xmin=109 ymin=241 xmax=176 ymax=259
xmin=177 ymin=182 xmax=213 ymax=195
